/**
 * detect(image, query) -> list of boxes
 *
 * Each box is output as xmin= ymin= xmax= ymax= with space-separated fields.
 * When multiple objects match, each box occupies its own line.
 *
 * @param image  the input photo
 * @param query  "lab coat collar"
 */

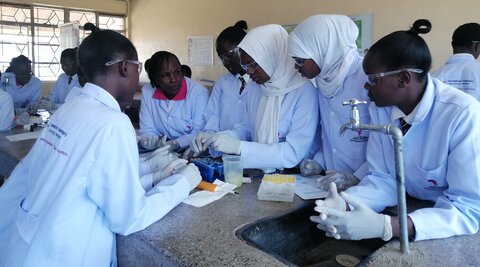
xmin=390 ymin=74 xmax=435 ymax=125
xmin=446 ymin=53 xmax=475 ymax=63
xmin=81 ymin=82 xmax=121 ymax=111
xmin=153 ymin=78 xmax=187 ymax=101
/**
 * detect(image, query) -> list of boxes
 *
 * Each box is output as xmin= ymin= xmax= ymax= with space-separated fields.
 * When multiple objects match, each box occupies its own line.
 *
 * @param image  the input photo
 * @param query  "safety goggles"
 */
xmin=219 ymin=47 xmax=240 ymax=63
xmin=366 ymin=68 xmax=423 ymax=86
xmin=240 ymin=60 xmax=260 ymax=72
xmin=105 ymin=59 xmax=143 ymax=74
xmin=293 ymin=57 xmax=306 ymax=67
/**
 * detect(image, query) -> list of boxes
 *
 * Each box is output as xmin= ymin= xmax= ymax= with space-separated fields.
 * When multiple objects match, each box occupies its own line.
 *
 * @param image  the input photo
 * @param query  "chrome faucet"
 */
xmin=339 ymin=99 xmax=409 ymax=255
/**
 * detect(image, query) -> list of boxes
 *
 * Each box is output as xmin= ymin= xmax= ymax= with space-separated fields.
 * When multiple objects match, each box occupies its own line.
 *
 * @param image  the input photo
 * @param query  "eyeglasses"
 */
xmin=293 ymin=57 xmax=306 ymax=67
xmin=240 ymin=60 xmax=260 ymax=72
xmin=105 ymin=59 xmax=143 ymax=74
xmin=366 ymin=68 xmax=423 ymax=86
xmin=219 ymin=47 xmax=239 ymax=63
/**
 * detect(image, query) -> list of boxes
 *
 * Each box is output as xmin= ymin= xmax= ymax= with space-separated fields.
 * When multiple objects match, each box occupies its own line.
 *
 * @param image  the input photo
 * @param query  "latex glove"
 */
xmin=14 ymin=112 xmax=30 ymax=126
xmin=164 ymin=139 xmax=180 ymax=152
xmin=204 ymin=133 xmax=241 ymax=155
xmin=181 ymin=147 xmax=194 ymax=160
xmin=144 ymin=145 xmax=173 ymax=173
xmin=38 ymin=96 xmax=55 ymax=110
xmin=175 ymin=163 xmax=202 ymax=191
xmin=153 ymin=158 xmax=188 ymax=185
xmin=26 ymin=102 xmax=38 ymax=115
xmin=313 ymin=192 xmax=392 ymax=241
xmin=300 ymin=159 xmax=324 ymax=176
xmin=138 ymin=135 xmax=165 ymax=150
xmin=316 ymin=171 xmax=359 ymax=192
xmin=191 ymin=132 xmax=214 ymax=154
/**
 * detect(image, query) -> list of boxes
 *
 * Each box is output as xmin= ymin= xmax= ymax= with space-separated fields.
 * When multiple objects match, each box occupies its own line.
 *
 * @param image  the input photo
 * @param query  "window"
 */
xmin=0 ymin=2 xmax=125 ymax=81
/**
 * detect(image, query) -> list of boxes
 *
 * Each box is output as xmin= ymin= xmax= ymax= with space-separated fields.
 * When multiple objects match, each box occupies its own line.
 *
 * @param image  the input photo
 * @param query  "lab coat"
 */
xmin=346 ymin=76 xmax=480 ymax=241
xmin=139 ymin=78 xmax=209 ymax=148
xmin=312 ymin=55 xmax=370 ymax=176
xmin=203 ymin=73 xmax=249 ymax=132
xmin=0 ymin=83 xmax=190 ymax=266
xmin=0 ymin=72 xmax=41 ymax=108
xmin=432 ymin=53 xmax=480 ymax=101
xmin=0 ymin=90 xmax=14 ymax=131
xmin=49 ymin=73 xmax=80 ymax=107
xmin=64 ymin=86 xmax=82 ymax=103
xmin=229 ymin=81 xmax=318 ymax=169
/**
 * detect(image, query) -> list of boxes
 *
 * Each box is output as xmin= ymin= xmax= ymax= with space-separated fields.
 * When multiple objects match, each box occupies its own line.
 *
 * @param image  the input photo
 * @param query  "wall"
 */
xmin=129 ymin=0 xmax=479 ymax=83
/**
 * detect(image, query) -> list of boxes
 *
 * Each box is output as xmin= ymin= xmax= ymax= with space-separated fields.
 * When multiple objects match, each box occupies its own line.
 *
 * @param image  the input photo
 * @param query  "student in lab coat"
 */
xmin=432 ymin=22 xmax=480 ymax=101
xmin=138 ymin=51 xmax=209 ymax=152
xmin=0 ymin=55 xmax=41 ymax=112
xmin=191 ymin=24 xmax=318 ymax=172
xmin=312 ymin=19 xmax=480 ymax=241
xmin=0 ymin=28 xmax=201 ymax=266
xmin=0 ymin=89 xmax=14 ymax=131
xmin=287 ymin=14 xmax=370 ymax=190
xmin=203 ymin=20 xmax=250 ymax=133
xmin=64 ymin=68 xmax=87 ymax=103
xmin=40 ymin=48 xmax=81 ymax=109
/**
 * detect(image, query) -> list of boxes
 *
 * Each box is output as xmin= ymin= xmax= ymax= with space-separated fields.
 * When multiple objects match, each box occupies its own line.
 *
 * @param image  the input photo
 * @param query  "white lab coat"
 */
xmin=64 ymin=86 xmax=82 ymax=103
xmin=0 ymin=72 xmax=41 ymax=108
xmin=229 ymin=81 xmax=318 ymax=169
xmin=312 ymin=54 xmax=371 ymax=176
xmin=139 ymin=78 xmax=209 ymax=148
xmin=203 ymin=73 xmax=249 ymax=132
xmin=432 ymin=53 xmax=480 ymax=101
xmin=346 ymin=76 xmax=480 ymax=241
xmin=0 ymin=90 xmax=14 ymax=131
xmin=0 ymin=83 xmax=190 ymax=266
xmin=49 ymin=73 xmax=80 ymax=107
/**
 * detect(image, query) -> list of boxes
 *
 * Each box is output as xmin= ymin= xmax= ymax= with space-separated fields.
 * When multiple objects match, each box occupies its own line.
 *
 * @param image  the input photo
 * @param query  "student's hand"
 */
xmin=310 ymin=182 xmax=346 ymax=239
xmin=316 ymin=171 xmax=359 ymax=192
xmin=14 ymin=112 xmax=30 ymax=126
xmin=145 ymin=145 xmax=173 ymax=173
xmin=38 ymin=97 xmax=55 ymax=110
xmin=191 ymin=132 xmax=214 ymax=154
xmin=175 ymin=163 xmax=202 ymax=191
xmin=164 ymin=140 xmax=180 ymax=152
xmin=300 ymin=159 xmax=324 ymax=176
xmin=313 ymin=192 xmax=392 ymax=241
xmin=26 ymin=102 xmax=38 ymax=115
xmin=153 ymin=159 xmax=188 ymax=185
xmin=138 ymin=135 xmax=163 ymax=150
xmin=204 ymin=133 xmax=241 ymax=155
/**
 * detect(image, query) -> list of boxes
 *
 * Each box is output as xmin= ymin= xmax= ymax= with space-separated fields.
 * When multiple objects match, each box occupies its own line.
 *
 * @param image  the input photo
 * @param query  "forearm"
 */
xmin=391 ymin=215 xmax=416 ymax=239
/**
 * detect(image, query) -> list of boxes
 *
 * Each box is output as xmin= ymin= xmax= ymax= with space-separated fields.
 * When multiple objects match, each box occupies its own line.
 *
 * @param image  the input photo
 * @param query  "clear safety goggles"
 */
xmin=366 ymin=68 xmax=423 ymax=86
xmin=105 ymin=59 xmax=143 ymax=74
xmin=219 ymin=47 xmax=240 ymax=64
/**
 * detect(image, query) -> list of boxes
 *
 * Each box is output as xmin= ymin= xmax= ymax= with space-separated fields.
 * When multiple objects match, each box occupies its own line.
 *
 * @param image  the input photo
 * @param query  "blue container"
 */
xmin=192 ymin=158 xmax=224 ymax=183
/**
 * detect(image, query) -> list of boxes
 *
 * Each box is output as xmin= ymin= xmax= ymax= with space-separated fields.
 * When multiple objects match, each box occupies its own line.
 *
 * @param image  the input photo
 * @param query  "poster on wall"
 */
xmin=349 ymin=14 xmax=373 ymax=56
xmin=188 ymin=35 xmax=214 ymax=66
xmin=59 ymin=22 xmax=80 ymax=51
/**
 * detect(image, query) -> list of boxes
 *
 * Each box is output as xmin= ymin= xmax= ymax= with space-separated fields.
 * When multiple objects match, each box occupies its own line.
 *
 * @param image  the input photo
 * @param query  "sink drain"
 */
xmin=335 ymin=254 xmax=360 ymax=267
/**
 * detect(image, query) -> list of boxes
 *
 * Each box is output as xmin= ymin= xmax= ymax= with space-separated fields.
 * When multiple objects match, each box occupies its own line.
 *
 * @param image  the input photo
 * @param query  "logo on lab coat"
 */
xmin=349 ymin=130 xmax=368 ymax=143
xmin=424 ymin=179 xmax=448 ymax=191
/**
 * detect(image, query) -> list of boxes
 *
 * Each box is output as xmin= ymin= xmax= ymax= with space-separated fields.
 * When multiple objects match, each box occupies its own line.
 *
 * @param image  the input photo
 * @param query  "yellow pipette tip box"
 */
xmin=257 ymin=174 xmax=295 ymax=202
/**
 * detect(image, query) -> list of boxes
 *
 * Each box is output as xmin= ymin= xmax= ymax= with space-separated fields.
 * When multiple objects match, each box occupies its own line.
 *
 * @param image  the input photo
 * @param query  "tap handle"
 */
xmin=342 ymin=99 xmax=368 ymax=107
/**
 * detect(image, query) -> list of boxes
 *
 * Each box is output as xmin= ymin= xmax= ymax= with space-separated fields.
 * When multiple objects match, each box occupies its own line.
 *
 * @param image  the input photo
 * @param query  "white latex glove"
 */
xmin=14 ymin=112 xmax=30 ymax=126
xmin=181 ymin=147 xmax=194 ymax=160
xmin=145 ymin=145 xmax=173 ymax=173
xmin=153 ymin=158 xmax=188 ymax=185
xmin=300 ymin=159 xmax=324 ymax=176
xmin=204 ymin=133 xmax=241 ymax=155
xmin=26 ymin=102 xmax=38 ymax=115
xmin=316 ymin=171 xmax=359 ymax=192
xmin=138 ymin=135 xmax=165 ymax=150
xmin=313 ymin=192 xmax=392 ymax=241
xmin=175 ymin=163 xmax=202 ymax=191
xmin=164 ymin=139 xmax=180 ymax=152
xmin=191 ymin=132 xmax=214 ymax=154
xmin=38 ymin=96 xmax=55 ymax=110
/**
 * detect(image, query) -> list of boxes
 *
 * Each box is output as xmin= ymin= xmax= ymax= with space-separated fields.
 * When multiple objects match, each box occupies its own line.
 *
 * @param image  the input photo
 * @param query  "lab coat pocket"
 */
xmin=15 ymin=199 xmax=40 ymax=244
xmin=412 ymin=162 xmax=448 ymax=194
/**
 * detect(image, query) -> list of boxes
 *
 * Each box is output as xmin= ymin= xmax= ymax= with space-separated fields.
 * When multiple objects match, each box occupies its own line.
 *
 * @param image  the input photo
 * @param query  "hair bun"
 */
xmin=84 ymin=23 xmax=100 ymax=33
xmin=234 ymin=20 xmax=248 ymax=31
xmin=410 ymin=19 xmax=432 ymax=35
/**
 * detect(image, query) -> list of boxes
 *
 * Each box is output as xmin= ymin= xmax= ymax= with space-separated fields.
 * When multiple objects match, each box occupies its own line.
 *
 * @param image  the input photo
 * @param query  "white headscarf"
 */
xmin=238 ymin=24 xmax=308 ymax=144
xmin=288 ymin=14 xmax=359 ymax=97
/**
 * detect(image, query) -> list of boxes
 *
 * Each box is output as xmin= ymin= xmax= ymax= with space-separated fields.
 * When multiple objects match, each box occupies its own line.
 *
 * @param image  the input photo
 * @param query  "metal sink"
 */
xmin=235 ymin=201 xmax=386 ymax=266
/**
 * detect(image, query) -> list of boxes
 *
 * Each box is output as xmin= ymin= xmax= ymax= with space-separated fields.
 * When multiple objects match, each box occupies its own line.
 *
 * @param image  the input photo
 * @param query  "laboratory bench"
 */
xmin=1 ymin=128 xmax=480 ymax=266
